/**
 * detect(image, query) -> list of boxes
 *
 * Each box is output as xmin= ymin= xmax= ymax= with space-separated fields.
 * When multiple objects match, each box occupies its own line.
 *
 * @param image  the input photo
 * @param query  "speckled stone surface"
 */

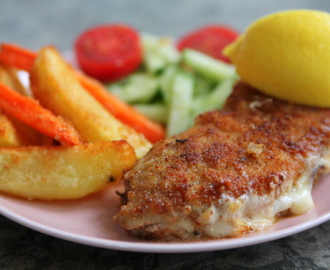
xmin=1 ymin=1 xmax=330 ymax=269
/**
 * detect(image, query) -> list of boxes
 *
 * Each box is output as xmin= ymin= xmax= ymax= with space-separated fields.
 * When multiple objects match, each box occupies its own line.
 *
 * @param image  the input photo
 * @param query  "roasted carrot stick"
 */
xmin=0 ymin=43 xmax=37 ymax=72
xmin=0 ymin=43 xmax=166 ymax=142
xmin=0 ymin=82 xmax=83 ymax=146
xmin=75 ymin=71 xmax=165 ymax=143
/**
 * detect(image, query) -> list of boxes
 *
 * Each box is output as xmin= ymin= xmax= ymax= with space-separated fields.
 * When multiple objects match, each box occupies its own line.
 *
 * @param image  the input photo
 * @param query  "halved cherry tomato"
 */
xmin=74 ymin=24 xmax=142 ymax=82
xmin=177 ymin=25 xmax=239 ymax=63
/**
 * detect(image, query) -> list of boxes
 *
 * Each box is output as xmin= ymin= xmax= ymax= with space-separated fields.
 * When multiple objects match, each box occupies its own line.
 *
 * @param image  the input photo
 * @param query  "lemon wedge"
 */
xmin=224 ymin=10 xmax=330 ymax=107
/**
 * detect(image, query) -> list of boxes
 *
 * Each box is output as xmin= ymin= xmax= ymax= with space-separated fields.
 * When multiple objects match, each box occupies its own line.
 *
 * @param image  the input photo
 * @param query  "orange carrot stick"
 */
xmin=75 ymin=71 xmax=165 ymax=143
xmin=0 ymin=82 xmax=83 ymax=146
xmin=0 ymin=43 xmax=37 ymax=72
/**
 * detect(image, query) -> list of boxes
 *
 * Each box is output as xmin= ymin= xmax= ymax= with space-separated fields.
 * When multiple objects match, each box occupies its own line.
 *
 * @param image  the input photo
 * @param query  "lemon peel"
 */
xmin=224 ymin=9 xmax=330 ymax=107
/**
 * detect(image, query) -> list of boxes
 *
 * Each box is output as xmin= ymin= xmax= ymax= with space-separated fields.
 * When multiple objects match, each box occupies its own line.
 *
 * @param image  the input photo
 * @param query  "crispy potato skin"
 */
xmin=0 ymin=140 xmax=136 ymax=200
xmin=30 ymin=47 xmax=151 ymax=158
xmin=0 ymin=47 xmax=143 ymax=201
xmin=0 ymin=113 xmax=30 ymax=147
xmin=0 ymin=113 xmax=23 ymax=146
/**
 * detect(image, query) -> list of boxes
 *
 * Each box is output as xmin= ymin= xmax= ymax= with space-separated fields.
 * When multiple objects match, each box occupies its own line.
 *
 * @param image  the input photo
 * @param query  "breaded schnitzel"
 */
xmin=114 ymin=81 xmax=330 ymax=241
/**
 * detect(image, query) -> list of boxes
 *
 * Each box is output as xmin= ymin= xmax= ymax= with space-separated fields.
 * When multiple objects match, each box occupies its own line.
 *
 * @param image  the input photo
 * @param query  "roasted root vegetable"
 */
xmin=0 ymin=63 xmax=29 ymax=96
xmin=0 ymin=82 xmax=83 ymax=146
xmin=0 ymin=42 xmax=151 ymax=201
xmin=30 ymin=46 xmax=151 ymax=158
xmin=0 ymin=43 xmax=165 ymax=143
xmin=0 ymin=113 xmax=46 ymax=147
xmin=76 ymin=71 xmax=165 ymax=143
xmin=0 ymin=64 xmax=44 ymax=146
xmin=0 ymin=113 xmax=27 ymax=147
xmin=0 ymin=43 xmax=36 ymax=72
xmin=0 ymin=140 xmax=136 ymax=200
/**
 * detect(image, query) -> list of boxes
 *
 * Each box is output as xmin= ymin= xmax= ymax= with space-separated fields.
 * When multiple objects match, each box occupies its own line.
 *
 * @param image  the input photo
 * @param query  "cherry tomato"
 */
xmin=177 ymin=25 xmax=239 ymax=63
xmin=74 ymin=24 xmax=142 ymax=82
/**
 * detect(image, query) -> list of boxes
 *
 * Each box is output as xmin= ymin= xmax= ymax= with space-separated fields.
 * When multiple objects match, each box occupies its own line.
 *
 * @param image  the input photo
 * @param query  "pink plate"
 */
xmin=1 ymin=51 xmax=330 ymax=253
xmin=1 ymin=176 xmax=330 ymax=253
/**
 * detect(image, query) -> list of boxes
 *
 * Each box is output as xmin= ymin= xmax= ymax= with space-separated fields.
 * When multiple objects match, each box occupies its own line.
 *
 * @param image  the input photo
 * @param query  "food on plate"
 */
xmin=0 ymin=42 xmax=165 ymax=144
xmin=177 ymin=25 xmax=239 ymax=63
xmin=74 ymin=24 xmax=143 ymax=82
xmin=0 ymin=23 xmax=238 ymax=202
xmin=114 ymin=10 xmax=330 ymax=241
xmin=0 ymin=42 xmax=152 ymax=200
xmin=0 ymin=140 xmax=135 ymax=200
xmin=224 ymin=9 xmax=330 ymax=107
xmin=0 ymin=63 xmax=28 ymax=96
xmin=76 ymin=71 xmax=165 ymax=143
xmin=114 ymin=81 xmax=330 ymax=241
xmin=3 ymin=113 xmax=48 ymax=147
xmin=0 ymin=64 xmax=44 ymax=146
xmin=0 ymin=107 xmax=45 ymax=148
xmin=30 ymin=46 xmax=151 ymax=158
xmin=73 ymin=25 xmax=238 ymax=138
xmin=107 ymin=33 xmax=237 ymax=137
xmin=0 ymin=81 xmax=83 ymax=146
xmin=0 ymin=43 xmax=37 ymax=74
xmin=0 ymin=113 xmax=27 ymax=147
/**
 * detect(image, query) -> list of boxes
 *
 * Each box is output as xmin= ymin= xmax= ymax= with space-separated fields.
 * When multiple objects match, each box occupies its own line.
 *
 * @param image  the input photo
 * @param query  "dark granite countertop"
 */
xmin=1 ymin=1 xmax=330 ymax=269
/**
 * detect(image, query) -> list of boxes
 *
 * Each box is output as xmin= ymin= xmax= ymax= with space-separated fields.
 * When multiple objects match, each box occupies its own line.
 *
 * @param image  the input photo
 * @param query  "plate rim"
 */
xmin=1 ymin=195 xmax=330 ymax=253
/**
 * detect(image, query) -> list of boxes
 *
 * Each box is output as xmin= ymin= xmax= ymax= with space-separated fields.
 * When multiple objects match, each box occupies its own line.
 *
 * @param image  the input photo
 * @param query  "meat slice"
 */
xmin=114 ymin=81 xmax=330 ymax=241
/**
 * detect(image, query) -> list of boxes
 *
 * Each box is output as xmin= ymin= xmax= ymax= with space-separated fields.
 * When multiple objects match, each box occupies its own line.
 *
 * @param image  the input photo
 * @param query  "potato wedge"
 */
xmin=30 ymin=46 xmax=151 ymax=158
xmin=0 ymin=140 xmax=135 ymax=200
xmin=0 ymin=112 xmax=45 ymax=147
xmin=4 ymin=114 xmax=50 ymax=146
xmin=0 ymin=63 xmax=28 ymax=96
xmin=0 ymin=64 xmax=44 ymax=146
xmin=0 ymin=113 xmax=25 ymax=147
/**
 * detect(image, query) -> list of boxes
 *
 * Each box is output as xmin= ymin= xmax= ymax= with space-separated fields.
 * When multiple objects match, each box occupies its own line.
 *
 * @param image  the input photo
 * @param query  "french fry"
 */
xmin=0 ymin=140 xmax=136 ymax=200
xmin=30 ymin=46 xmax=152 ymax=158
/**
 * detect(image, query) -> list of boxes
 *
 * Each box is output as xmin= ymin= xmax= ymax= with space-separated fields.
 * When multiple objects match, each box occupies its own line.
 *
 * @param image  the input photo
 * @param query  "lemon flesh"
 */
xmin=224 ymin=10 xmax=330 ymax=107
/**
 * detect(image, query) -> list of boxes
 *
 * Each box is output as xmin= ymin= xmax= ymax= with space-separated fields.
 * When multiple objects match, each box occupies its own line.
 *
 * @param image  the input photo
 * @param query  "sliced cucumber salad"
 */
xmin=106 ymin=32 xmax=237 ymax=137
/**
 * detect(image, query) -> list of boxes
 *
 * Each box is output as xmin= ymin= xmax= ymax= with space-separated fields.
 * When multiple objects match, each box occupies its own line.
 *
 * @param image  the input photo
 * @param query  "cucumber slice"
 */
xmin=182 ymin=49 xmax=235 ymax=82
xmin=134 ymin=103 xmax=168 ymax=124
xmin=142 ymin=33 xmax=180 ymax=74
xmin=141 ymin=33 xmax=180 ymax=64
xmin=159 ymin=65 xmax=178 ymax=104
xmin=192 ymin=75 xmax=237 ymax=118
xmin=108 ymin=73 xmax=159 ymax=103
xmin=166 ymin=70 xmax=194 ymax=137
xmin=193 ymin=73 xmax=216 ymax=98
xmin=143 ymin=50 xmax=167 ymax=74
xmin=106 ymin=34 xmax=238 ymax=139
xmin=156 ymin=39 xmax=180 ymax=64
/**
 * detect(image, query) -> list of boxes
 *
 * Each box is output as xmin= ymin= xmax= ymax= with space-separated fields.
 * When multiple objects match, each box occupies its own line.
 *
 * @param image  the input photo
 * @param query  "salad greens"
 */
xmin=106 ymin=32 xmax=237 ymax=137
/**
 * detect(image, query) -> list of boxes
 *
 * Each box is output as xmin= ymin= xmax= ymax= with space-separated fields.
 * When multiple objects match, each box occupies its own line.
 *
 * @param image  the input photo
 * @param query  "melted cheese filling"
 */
xmin=195 ymin=153 xmax=329 ymax=239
